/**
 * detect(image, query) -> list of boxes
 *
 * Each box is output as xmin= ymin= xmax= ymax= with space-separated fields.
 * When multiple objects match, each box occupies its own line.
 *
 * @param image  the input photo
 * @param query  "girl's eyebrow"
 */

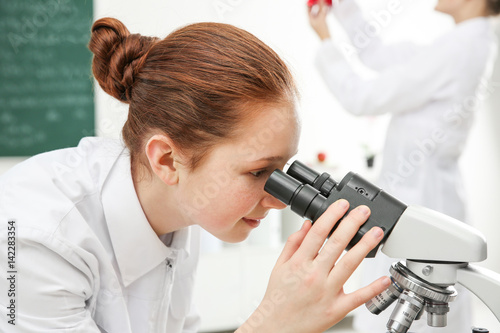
xmin=255 ymin=156 xmax=284 ymax=162
xmin=254 ymin=150 xmax=298 ymax=163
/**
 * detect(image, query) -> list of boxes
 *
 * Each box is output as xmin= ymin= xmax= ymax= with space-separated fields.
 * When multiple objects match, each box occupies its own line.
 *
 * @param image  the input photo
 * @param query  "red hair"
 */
xmin=88 ymin=18 xmax=297 ymax=169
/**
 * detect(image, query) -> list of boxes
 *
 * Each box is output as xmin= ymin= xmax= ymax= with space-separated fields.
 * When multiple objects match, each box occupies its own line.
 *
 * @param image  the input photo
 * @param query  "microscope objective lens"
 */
xmin=366 ymin=277 xmax=402 ymax=315
xmin=387 ymin=291 xmax=425 ymax=333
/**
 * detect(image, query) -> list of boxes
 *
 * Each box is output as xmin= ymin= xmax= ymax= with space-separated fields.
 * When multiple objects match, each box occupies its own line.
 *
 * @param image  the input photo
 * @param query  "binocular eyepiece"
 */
xmin=264 ymin=160 xmax=407 ymax=257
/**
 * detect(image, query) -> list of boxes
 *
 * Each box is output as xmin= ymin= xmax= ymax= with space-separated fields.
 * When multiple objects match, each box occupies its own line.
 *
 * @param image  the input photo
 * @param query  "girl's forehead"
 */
xmin=235 ymin=103 xmax=298 ymax=132
xmin=213 ymin=109 xmax=300 ymax=161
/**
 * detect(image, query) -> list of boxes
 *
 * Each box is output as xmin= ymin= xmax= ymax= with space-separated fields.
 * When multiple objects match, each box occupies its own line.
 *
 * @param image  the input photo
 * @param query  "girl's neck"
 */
xmin=132 ymin=161 xmax=188 ymax=236
xmin=451 ymin=5 xmax=489 ymax=24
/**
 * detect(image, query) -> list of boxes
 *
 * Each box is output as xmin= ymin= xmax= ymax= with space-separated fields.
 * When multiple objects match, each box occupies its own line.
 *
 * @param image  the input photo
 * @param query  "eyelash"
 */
xmin=250 ymin=169 xmax=267 ymax=178
xmin=249 ymin=161 xmax=292 ymax=178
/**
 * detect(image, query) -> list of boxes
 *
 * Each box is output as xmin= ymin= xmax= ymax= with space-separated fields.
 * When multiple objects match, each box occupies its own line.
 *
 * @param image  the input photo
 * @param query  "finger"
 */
xmin=275 ymin=220 xmax=312 ymax=266
xmin=342 ymin=276 xmax=392 ymax=312
xmin=310 ymin=4 xmax=320 ymax=17
xmin=321 ymin=5 xmax=330 ymax=17
xmin=319 ymin=0 xmax=330 ymax=13
xmin=295 ymin=199 xmax=349 ymax=260
xmin=314 ymin=205 xmax=370 ymax=272
xmin=328 ymin=226 xmax=385 ymax=286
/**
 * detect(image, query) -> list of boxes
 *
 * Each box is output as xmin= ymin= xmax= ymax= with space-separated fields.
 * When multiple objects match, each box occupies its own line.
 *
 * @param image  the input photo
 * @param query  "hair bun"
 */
xmin=88 ymin=17 xmax=158 ymax=103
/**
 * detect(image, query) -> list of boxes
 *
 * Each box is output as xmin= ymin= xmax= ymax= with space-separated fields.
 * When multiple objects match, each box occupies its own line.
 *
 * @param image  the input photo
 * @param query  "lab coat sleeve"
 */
xmin=0 ymin=235 xmax=100 ymax=332
xmin=315 ymin=38 xmax=455 ymax=116
xmin=333 ymin=0 xmax=418 ymax=70
xmin=182 ymin=303 xmax=201 ymax=333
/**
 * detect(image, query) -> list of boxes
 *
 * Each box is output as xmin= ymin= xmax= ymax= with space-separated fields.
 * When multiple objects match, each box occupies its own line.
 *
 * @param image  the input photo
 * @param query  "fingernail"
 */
xmin=358 ymin=205 xmax=370 ymax=215
xmin=371 ymin=227 xmax=384 ymax=238
xmin=382 ymin=276 xmax=392 ymax=287
xmin=337 ymin=199 xmax=349 ymax=209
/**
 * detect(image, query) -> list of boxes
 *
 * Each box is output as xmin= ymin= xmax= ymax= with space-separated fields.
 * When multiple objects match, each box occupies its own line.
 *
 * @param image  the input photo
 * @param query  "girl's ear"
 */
xmin=144 ymin=134 xmax=183 ymax=185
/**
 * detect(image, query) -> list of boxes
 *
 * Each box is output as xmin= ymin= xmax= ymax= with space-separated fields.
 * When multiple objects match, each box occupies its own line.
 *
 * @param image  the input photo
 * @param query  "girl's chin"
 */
xmin=220 ymin=233 xmax=250 ymax=244
xmin=215 ymin=227 xmax=252 ymax=244
xmin=204 ymin=219 xmax=260 ymax=244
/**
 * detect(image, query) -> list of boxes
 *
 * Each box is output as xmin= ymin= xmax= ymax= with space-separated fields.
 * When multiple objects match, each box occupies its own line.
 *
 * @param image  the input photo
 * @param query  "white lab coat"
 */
xmin=315 ymin=1 xmax=498 ymax=332
xmin=0 ymin=137 xmax=201 ymax=333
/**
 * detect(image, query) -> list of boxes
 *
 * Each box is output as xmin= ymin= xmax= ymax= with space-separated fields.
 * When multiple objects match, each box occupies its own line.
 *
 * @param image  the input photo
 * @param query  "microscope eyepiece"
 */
xmin=287 ymin=161 xmax=337 ymax=197
xmin=263 ymin=169 xmax=303 ymax=205
xmin=264 ymin=169 xmax=327 ymax=220
xmin=286 ymin=160 xmax=319 ymax=186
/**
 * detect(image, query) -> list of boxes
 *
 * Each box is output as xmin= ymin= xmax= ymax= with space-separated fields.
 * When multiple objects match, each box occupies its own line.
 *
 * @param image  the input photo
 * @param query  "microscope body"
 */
xmin=264 ymin=161 xmax=500 ymax=333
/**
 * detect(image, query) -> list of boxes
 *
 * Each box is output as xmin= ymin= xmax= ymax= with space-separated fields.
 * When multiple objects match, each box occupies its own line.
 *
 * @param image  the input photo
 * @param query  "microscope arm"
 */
xmin=457 ymin=264 xmax=500 ymax=322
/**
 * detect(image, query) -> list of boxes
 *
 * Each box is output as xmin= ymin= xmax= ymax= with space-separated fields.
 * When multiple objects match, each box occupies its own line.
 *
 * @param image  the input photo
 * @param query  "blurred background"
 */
xmin=1 ymin=0 xmax=499 ymax=331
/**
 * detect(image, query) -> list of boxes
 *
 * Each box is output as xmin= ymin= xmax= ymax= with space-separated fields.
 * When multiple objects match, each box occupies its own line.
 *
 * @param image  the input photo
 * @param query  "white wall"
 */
xmin=462 ymin=55 xmax=500 ymax=274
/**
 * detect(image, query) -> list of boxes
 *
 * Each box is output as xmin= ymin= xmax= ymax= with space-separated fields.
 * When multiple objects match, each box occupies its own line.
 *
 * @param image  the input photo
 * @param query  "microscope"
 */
xmin=264 ymin=161 xmax=500 ymax=333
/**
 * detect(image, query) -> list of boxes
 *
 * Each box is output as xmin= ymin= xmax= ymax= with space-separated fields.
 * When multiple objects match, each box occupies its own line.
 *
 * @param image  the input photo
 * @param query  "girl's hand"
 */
xmin=236 ymin=199 xmax=391 ymax=333
xmin=308 ymin=0 xmax=332 ymax=41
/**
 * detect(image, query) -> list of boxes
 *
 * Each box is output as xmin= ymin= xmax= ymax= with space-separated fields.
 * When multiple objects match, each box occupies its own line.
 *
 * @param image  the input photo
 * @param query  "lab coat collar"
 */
xmin=455 ymin=16 xmax=489 ymax=32
xmin=170 ymin=226 xmax=192 ymax=261
xmin=101 ymin=143 xmax=190 ymax=287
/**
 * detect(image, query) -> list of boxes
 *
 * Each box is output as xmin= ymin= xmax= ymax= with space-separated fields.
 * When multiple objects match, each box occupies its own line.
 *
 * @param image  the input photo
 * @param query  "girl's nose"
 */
xmin=260 ymin=192 xmax=287 ymax=210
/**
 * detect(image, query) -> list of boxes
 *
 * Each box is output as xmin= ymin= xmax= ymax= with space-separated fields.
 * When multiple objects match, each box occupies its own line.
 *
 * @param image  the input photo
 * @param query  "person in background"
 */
xmin=308 ymin=0 xmax=499 ymax=332
xmin=0 ymin=17 xmax=391 ymax=333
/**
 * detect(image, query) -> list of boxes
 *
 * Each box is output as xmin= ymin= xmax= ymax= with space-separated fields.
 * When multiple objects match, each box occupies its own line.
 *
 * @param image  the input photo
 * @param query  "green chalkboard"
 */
xmin=0 ymin=0 xmax=94 ymax=156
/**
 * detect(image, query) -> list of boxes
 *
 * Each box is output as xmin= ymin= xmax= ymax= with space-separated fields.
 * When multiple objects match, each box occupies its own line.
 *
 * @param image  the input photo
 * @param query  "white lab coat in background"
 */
xmin=0 ymin=137 xmax=201 ymax=333
xmin=315 ymin=1 xmax=498 ymax=332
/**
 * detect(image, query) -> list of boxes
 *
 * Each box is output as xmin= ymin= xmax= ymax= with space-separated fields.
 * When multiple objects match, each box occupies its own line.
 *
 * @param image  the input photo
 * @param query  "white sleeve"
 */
xmin=333 ymin=0 xmax=419 ymax=70
xmin=0 ymin=237 xmax=101 ymax=333
xmin=182 ymin=303 xmax=201 ymax=333
xmin=314 ymin=38 xmax=455 ymax=116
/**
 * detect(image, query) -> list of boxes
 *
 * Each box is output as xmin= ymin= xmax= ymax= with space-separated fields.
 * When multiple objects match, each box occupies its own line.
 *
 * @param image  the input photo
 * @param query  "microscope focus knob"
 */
xmin=472 ymin=328 xmax=489 ymax=333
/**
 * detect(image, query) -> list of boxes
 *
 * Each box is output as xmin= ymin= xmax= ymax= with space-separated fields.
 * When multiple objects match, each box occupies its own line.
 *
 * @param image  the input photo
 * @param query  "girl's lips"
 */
xmin=242 ymin=217 xmax=262 ymax=228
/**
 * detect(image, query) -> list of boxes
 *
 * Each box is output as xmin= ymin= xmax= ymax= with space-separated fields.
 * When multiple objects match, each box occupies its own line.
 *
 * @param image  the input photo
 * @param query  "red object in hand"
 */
xmin=307 ymin=0 xmax=333 ymax=6
xmin=317 ymin=152 xmax=327 ymax=163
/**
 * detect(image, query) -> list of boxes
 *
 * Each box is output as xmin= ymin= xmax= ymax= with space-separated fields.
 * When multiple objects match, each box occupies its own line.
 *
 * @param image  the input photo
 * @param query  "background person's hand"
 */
xmin=308 ymin=0 xmax=332 ymax=41
xmin=236 ymin=199 xmax=392 ymax=333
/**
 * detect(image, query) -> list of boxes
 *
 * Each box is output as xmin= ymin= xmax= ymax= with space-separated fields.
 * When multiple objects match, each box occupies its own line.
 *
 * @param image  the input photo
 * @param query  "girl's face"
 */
xmin=176 ymin=104 xmax=300 ymax=243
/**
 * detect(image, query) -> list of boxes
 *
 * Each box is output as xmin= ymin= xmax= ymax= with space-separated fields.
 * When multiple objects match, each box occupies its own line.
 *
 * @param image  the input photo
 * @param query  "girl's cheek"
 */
xmin=233 ymin=187 xmax=258 ymax=205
